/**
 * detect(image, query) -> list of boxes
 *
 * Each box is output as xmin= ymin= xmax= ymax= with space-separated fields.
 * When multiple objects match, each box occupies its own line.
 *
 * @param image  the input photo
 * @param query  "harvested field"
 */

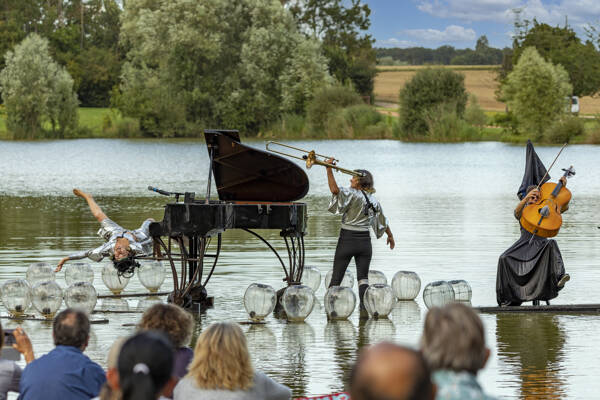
xmin=375 ymin=65 xmax=600 ymax=114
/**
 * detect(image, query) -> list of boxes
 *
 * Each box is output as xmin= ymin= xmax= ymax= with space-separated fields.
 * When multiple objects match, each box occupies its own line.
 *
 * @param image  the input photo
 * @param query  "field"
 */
xmin=375 ymin=65 xmax=600 ymax=114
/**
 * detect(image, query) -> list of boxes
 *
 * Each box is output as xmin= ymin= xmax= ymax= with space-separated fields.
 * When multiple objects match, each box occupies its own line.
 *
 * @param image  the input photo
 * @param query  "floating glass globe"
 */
xmin=102 ymin=262 xmax=130 ymax=295
xmin=65 ymin=262 xmax=94 ymax=286
xmin=448 ymin=280 xmax=472 ymax=302
xmin=282 ymin=285 xmax=315 ymax=322
xmin=136 ymin=296 xmax=163 ymax=311
xmin=100 ymin=298 xmax=130 ymax=312
xmin=368 ymin=270 xmax=387 ymax=285
xmin=244 ymin=283 xmax=276 ymax=321
xmin=391 ymin=271 xmax=421 ymax=300
xmin=1 ymin=279 xmax=32 ymax=317
xmin=138 ymin=261 xmax=165 ymax=293
xmin=423 ymin=281 xmax=455 ymax=309
xmin=324 ymin=286 xmax=356 ymax=320
xmin=32 ymin=281 xmax=63 ymax=319
xmin=302 ymin=266 xmax=322 ymax=292
xmin=324 ymin=269 xmax=354 ymax=289
xmin=364 ymin=284 xmax=394 ymax=319
xmin=64 ymin=282 xmax=97 ymax=314
xmin=26 ymin=262 xmax=55 ymax=287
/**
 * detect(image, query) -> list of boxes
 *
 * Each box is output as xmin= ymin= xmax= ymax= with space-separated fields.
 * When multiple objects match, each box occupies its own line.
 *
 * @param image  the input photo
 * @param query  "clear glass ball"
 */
xmin=364 ymin=284 xmax=394 ymax=319
xmin=423 ymin=281 xmax=455 ymax=309
xmin=102 ymin=262 xmax=130 ymax=295
xmin=282 ymin=285 xmax=315 ymax=322
xmin=64 ymin=282 xmax=97 ymax=314
xmin=324 ymin=286 xmax=356 ymax=320
xmin=1 ymin=279 xmax=32 ymax=317
xmin=26 ymin=262 xmax=56 ymax=287
xmin=243 ymin=283 xmax=276 ymax=321
xmin=391 ymin=271 xmax=421 ymax=300
xmin=100 ymin=298 xmax=130 ymax=312
xmin=448 ymin=280 xmax=472 ymax=302
xmin=368 ymin=270 xmax=387 ymax=285
xmin=324 ymin=269 xmax=354 ymax=289
xmin=138 ymin=261 xmax=165 ymax=293
xmin=32 ymin=281 xmax=63 ymax=319
xmin=64 ymin=262 xmax=94 ymax=286
xmin=302 ymin=266 xmax=321 ymax=292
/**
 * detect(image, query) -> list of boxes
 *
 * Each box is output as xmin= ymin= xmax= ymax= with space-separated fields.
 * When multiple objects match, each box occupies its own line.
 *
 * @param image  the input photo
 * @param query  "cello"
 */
xmin=520 ymin=165 xmax=575 ymax=238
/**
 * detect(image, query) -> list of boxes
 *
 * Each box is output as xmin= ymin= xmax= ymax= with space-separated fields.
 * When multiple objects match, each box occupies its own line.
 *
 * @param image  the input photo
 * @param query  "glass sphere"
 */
xmin=324 ymin=269 xmax=354 ymax=289
xmin=102 ymin=262 xmax=130 ymax=295
xmin=391 ymin=271 xmax=421 ymax=300
xmin=100 ymin=298 xmax=130 ymax=312
xmin=302 ymin=266 xmax=322 ymax=292
xmin=368 ymin=270 xmax=387 ymax=285
xmin=448 ymin=280 xmax=472 ymax=302
xmin=64 ymin=282 xmax=97 ymax=314
xmin=64 ymin=262 xmax=94 ymax=286
xmin=423 ymin=281 xmax=455 ymax=309
xmin=1 ymin=279 xmax=32 ymax=317
xmin=324 ymin=286 xmax=356 ymax=320
xmin=136 ymin=296 xmax=163 ymax=311
xmin=32 ymin=281 xmax=63 ymax=319
xmin=138 ymin=261 xmax=165 ymax=293
xmin=282 ymin=285 xmax=315 ymax=322
xmin=26 ymin=262 xmax=55 ymax=287
xmin=243 ymin=283 xmax=276 ymax=321
xmin=364 ymin=284 xmax=394 ymax=319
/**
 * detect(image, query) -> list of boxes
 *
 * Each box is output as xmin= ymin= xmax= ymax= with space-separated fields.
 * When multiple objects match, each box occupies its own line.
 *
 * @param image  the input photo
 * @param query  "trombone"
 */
xmin=266 ymin=141 xmax=364 ymax=177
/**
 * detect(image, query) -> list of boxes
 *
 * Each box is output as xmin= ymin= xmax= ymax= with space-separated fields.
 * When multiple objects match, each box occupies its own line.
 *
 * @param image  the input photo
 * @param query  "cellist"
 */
xmin=496 ymin=177 xmax=570 ymax=306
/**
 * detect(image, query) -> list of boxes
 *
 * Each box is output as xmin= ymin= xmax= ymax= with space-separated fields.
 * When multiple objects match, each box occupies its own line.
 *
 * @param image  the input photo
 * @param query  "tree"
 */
xmin=501 ymin=47 xmax=572 ymax=137
xmin=0 ymin=34 xmax=78 ymax=139
xmin=398 ymin=68 xmax=468 ymax=135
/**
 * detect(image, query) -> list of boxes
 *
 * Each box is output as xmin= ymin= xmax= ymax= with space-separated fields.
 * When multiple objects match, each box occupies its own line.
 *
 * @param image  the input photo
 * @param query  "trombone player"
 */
xmin=325 ymin=159 xmax=395 ymax=316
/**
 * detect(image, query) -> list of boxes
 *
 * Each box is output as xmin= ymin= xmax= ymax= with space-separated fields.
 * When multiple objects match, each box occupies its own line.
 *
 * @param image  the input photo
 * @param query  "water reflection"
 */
xmin=496 ymin=313 xmax=566 ymax=399
xmin=100 ymin=298 xmax=130 ymax=311
xmin=280 ymin=322 xmax=315 ymax=395
xmin=360 ymin=318 xmax=396 ymax=345
xmin=390 ymin=300 xmax=421 ymax=325
xmin=324 ymin=320 xmax=357 ymax=385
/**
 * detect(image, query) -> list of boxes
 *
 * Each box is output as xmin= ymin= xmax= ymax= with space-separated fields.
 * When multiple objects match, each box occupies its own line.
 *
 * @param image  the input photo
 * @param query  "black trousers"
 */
xmin=329 ymin=229 xmax=372 ymax=304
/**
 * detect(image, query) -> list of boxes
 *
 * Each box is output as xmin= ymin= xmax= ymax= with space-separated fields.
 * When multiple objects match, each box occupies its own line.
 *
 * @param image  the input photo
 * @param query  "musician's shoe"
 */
xmin=557 ymin=273 xmax=570 ymax=289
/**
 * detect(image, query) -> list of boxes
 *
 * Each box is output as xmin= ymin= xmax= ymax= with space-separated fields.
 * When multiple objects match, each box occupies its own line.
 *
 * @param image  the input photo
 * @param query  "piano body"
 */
xmin=148 ymin=130 xmax=309 ymax=309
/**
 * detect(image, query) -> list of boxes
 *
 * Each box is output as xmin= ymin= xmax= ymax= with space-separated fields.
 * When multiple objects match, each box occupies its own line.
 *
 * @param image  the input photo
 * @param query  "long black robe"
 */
xmin=496 ymin=227 xmax=565 ymax=306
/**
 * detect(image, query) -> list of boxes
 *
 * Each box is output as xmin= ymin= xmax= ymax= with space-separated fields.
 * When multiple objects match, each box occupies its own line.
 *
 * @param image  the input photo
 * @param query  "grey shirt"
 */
xmin=328 ymin=187 xmax=388 ymax=238
xmin=174 ymin=371 xmax=291 ymax=400
xmin=0 ymin=359 xmax=22 ymax=399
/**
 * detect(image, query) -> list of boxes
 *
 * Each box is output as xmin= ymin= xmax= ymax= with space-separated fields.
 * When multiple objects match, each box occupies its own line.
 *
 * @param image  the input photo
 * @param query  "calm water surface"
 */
xmin=1 ymin=139 xmax=600 ymax=398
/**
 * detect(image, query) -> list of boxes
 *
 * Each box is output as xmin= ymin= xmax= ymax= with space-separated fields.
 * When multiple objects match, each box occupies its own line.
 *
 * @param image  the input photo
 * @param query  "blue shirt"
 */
xmin=18 ymin=345 xmax=106 ymax=400
xmin=433 ymin=370 xmax=498 ymax=400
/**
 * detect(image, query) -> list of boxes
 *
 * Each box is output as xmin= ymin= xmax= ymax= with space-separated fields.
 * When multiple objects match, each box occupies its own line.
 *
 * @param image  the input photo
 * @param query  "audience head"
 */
xmin=350 ymin=342 xmax=435 ymax=400
xmin=118 ymin=331 xmax=174 ymax=400
xmin=138 ymin=303 xmax=193 ymax=348
xmin=53 ymin=308 xmax=90 ymax=350
xmin=420 ymin=302 xmax=489 ymax=375
xmin=187 ymin=322 xmax=253 ymax=390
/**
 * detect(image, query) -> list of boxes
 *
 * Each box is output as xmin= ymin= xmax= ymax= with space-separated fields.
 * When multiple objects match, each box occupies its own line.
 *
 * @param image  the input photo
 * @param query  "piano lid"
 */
xmin=204 ymin=130 xmax=309 ymax=202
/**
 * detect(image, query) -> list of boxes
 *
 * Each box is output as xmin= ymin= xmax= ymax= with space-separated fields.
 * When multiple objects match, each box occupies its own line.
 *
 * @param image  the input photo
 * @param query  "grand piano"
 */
xmin=147 ymin=130 xmax=309 ymax=309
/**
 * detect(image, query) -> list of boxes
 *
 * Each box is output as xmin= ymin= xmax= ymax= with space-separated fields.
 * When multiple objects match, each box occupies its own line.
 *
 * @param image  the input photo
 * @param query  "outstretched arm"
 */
xmin=74 ymin=189 xmax=107 ymax=223
xmin=326 ymin=159 xmax=339 ymax=195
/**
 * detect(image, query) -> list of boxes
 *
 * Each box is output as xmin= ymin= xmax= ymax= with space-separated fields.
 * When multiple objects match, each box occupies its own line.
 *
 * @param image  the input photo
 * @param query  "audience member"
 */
xmin=19 ymin=308 xmax=106 ymax=400
xmin=174 ymin=322 xmax=291 ymax=400
xmin=0 ymin=323 xmax=34 ymax=400
xmin=110 ymin=331 xmax=175 ymax=400
xmin=95 ymin=337 xmax=126 ymax=400
xmin=350 ymin=342 xmax=436 ymax=400
xmin=420 ymin=303 xmax=497 ymax=400
xmin=138 ymin=303 xmax=194 ymax=378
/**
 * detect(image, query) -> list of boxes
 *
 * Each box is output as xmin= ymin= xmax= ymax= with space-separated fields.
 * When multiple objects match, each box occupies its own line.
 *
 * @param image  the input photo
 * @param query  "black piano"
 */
xmin=148 ymin=130 xmax=308 ymax=309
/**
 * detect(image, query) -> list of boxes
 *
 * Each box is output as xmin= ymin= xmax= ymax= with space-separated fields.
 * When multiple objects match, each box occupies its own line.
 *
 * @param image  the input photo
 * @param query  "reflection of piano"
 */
xmin=148 ymin=130 xmax=308 ymax=309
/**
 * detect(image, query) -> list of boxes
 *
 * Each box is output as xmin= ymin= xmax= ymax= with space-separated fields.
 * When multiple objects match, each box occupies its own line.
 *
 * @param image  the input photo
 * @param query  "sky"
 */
xmin=367 ymin=0 xmax=600 ymax=49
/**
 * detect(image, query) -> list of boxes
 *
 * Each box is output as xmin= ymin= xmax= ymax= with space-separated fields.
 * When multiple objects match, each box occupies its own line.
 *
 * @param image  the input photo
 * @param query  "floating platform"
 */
xmin=475 ymin=304 xmax=600 ymax=313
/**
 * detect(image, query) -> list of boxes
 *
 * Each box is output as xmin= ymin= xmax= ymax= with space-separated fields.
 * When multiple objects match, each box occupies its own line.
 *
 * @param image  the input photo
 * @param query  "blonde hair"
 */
xmin=187 ymin=322 xmax=254 ymax=390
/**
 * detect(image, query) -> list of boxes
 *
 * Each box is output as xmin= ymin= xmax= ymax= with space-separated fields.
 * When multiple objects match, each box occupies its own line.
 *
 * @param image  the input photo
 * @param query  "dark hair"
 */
xmin=113 ymin=256 xmax=140 ymax=278
xmin=355 ymin=169 xmax=374 ymax=192
xmin=118 ymin=331 xmax=174 ymax=400
xmin=53 ymin=308 xmax=90 ymax=348
xmin=526 ymin=185 xmax=538 ymax=194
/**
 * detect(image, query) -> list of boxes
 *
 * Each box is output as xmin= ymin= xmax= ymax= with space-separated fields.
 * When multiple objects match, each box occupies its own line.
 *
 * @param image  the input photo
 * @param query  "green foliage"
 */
xmin=116 ymin=0 xmax=331 ymax=136
xmin=501 ymin=47 xmax=572 ymax=137
xmin=422 ymin=103 xmax=478 ymax=142
xmin=398 ymin=68 xmax=468 ymax=135
xmin=327 ymin=104 xmax=390 ymax=139
xmin=464 ymin=95 xmax=488 ymax=126
xmin=306 ymin=85 xmax=363 ymax=131
xmin=0 ymin=33 xmax=78 ymax=139
xmin=544 ymin=116 xmax=584 ymax=144
xmin=492 ymin=111 xmax=519 ymax=134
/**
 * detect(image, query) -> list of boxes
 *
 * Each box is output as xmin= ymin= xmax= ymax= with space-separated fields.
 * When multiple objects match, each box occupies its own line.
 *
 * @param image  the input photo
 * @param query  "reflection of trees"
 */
xmin=324 ymin=320 xmax=357 ymax=387
xmin=280 ymin=322 xmax=315 ymax=397
xmin=496 ymin=313 xmax=566 ymax=399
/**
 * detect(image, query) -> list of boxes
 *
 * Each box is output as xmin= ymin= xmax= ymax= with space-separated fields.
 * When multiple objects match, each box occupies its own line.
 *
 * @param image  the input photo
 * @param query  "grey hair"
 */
xmin=420 ymin=303 xmax=487 ymax=374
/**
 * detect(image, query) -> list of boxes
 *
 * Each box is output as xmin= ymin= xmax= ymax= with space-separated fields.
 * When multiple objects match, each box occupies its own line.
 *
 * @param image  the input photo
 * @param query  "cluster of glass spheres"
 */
xmin=422 ymin=280 xmax=472 ymax=309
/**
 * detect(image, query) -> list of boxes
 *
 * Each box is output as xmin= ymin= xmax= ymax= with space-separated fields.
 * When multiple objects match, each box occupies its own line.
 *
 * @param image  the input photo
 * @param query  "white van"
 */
xmin=565 ymin=96 xmax=579 ymax=115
